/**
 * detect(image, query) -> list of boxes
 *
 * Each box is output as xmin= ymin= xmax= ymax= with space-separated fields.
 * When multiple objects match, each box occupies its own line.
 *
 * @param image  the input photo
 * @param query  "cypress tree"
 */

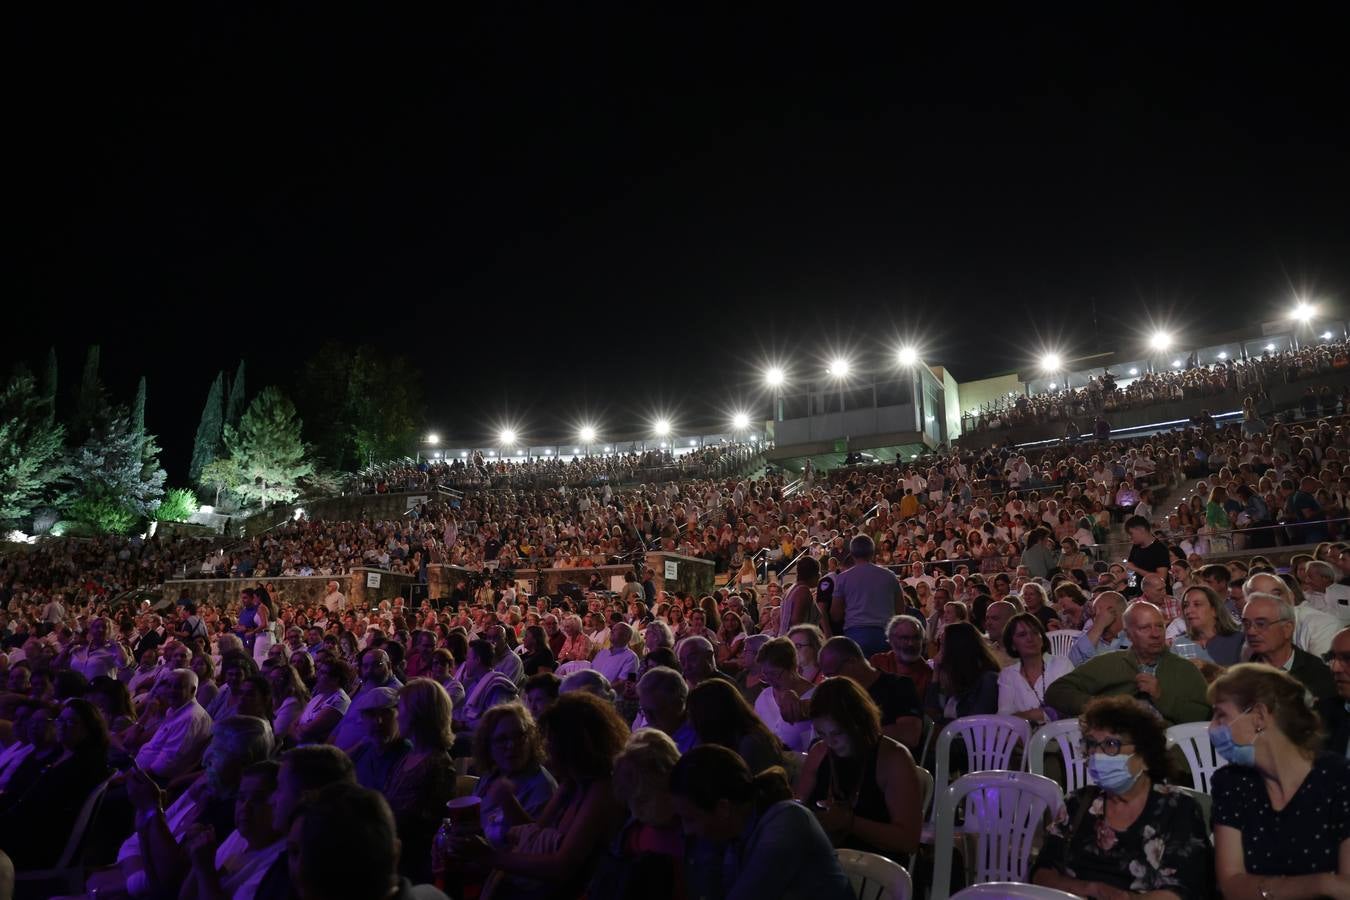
xmin=40 ymin=347 xmax=58 ymax=420
xmin=189 ymin=372 xmax=225 ymax=484
xmin=224 ymin=359 xmax=246 ymax=430
xmin=131 ymin=375 xmax=147 ymax=437
xmin=71 ymin=344 xmax=104 ymax=440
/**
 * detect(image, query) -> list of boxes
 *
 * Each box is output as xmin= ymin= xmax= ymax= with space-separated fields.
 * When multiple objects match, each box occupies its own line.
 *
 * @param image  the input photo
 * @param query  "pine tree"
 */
xmin=223 ymin=387 xmax=313 ymax=507
xmin=224 ymin=359 xmax=246 ymax=430
xmin=189 ymin=372 xmax=225 ymax=484
xmin=65 ymin=408 xmax=166 ymax=524
xmin=71 ymin=344 xmax=105 ymax=440
xmin=131 ymin=376 xmax=147 ymax=436
xmin=40 ymin=347 xmax=58 ymax=421
xmin=0 ymin=372 xmax=67 ymax=525
xmin=129 ymin=376 xmax=167 ymax=514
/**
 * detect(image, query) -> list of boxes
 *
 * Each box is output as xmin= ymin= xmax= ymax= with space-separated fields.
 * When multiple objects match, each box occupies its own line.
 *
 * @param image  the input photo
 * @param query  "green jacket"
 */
xmin=1044 ymin=649 xmax=1212 ymax=726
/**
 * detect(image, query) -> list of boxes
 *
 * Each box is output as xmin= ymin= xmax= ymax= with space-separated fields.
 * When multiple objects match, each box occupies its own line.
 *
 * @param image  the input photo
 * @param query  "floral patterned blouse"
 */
xmin=1032 ymin=783 xmax=1212 ymax=896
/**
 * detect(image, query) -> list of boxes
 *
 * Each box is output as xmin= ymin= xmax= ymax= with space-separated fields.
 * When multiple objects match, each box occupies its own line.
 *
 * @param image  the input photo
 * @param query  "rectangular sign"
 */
xmin=664 ymin=561 xmax=678 ymax=580
xmin=405 ymin=495 xmax=429 ymax=510
xmin=366 ymin=572 xmax=382 ymax=589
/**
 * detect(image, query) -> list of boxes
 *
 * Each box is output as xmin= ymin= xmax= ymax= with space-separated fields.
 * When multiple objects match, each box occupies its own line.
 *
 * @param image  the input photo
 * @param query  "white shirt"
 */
xmin=323 ymin=590 xmax=347 ymax=613
xmin=755 ymin=686 xmax=815 ymax=753
xmin=996 ymin=655 xmax=1075 ymax=715
xmin=213 ymin=829 xmax=286 ymax=900
xmin=297 ymin=689 xmax=351 ymax=740
xmin=1294 ymin=604 xmax=1342 ymax=658
xmin=136 ymin=699 xmax=214 ymax=780
xmin=592 ymin=646 xmax=639 ymax=685
xmin=70 ymin=643 xmax=124 ymax=681
xmin=1304 ymin=585 xmax=1350 ymax=623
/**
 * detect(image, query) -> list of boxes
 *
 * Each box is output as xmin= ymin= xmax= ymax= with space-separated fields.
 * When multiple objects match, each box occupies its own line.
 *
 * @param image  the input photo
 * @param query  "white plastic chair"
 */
xmin=1026 ymin=719 xmax=1089 ymax=793
xmin=952 ymin=883 xmax=1083 ymax=899
xmin=554 ymin=659 xmax=593 ymax=677
xmin=931 ymin=715 xmax=1033 ymax=800
xmin=1166 ymin=721 xmax=1226 ymax=793
xmin=15 ymin=773 xmax=114 ymax=894
xmin=1046 ymin=629 xmax=1082 ymax=658
xmin=931 ymin=770 xmax=1065 ymax=900
xmin=837 ymin=848 xmax=912 ymax=900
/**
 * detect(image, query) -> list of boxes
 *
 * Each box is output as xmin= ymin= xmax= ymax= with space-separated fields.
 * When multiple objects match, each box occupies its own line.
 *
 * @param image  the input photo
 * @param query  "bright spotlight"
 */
xmin=1265 ymin=343 xmax=1276 ymax=352
xmin=1128 ymin=368 xmax=1139 ymax=376
xmin=1171 ymin=360 xmax=1181 ymax=369
xmin=1217 ymin=351 xmax=1228 ymax=360
xmin=1291 ymin=300 xmax=1316 ymax=322
xmin=827 ymin=357 xmax=851 ymax=378
xmin=572 ymin=447 xmax=580 ymax=454
xmin=1048 ymin=382 xmax=1057 ymax=390
xmin=499 ymin=428 xmax=517 ymax=446
xmin=578 ymin=425 xmax=597 ymax=444
xmin=1322 ymin=331 xmax=1334 ymax=340
xmin=653 ymin=419 xmax=671 ymax=437
xmin=459 ymin=451 xmax=468 ymax=458
xmin=425 ymin=432 xmax=440 ymax=444
xmin=1040 ymin=353 xmax=1062 ymax=373
xmin=688 ymin=439 xmax=697 ymax=447
xmin=542 ymin=448 xmax=552 ymax=455
xmin=764 ymin=366 xmax=785 ymax=388
xmin=897 ymin=346 xmax=918 ymax=367
xmin=604 ymin=446 xmax=612 ymax=452
xmin=1149 ymin=331 xmax=1173 ymax=352
xmin=732 ymin=412 xmax=750 ymax=430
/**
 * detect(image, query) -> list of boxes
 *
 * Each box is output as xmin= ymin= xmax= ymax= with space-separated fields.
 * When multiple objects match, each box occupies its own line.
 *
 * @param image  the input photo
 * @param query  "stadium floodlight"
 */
xmin=578 ymin=425 xmax=597 ymax=444
xmin=1128 ymin=368 xmax=1139 ymax=376
xmin=604 ymin=445 xmax=612 ymax=452
xmin=1217 ymin=351 xmax=1228 ymax=359
xmin=459 ymin=451 xmax=468 ymax=458
xmin=1265 ymin=343 xmax=1276 ymax=352
xmin=499 ymin=428 xmax=517 ymax=447
xmin=1171 ymin=360 xmax=1182 ymax=368
xmin=542 ymin=448 xmax=552 ymax=455
xmin=1323 ymin=332 xmax=1335 ymax=340
xmin=689 ymin=439 xmax=697 ymax=447
xmin=1149 ymin=331 xmax=1173 ymax=352
xmin=896 ymin=346 xmax=919 ymax=367
xmin=1048 ymin=382 xmax=1057 ymax=390
xmin=732 ymin=412 xmax=751 ymax=430
xmin=1291 ymin=300 xmax=1316 ymax=322
xmin=1040 ymin=353 xmax=1062 ymax=373
xmin=763 ymin=366 xmax=786 ymax=388
xmin=653 ymin=419 xmax=671 ymax=438
xmin=425 ymin=432 xmax=439 ymax=444
xmin=827 ymin=357 xmax=851 ymax=378
xmin=571 ymin=447 xmax=580 ymax=454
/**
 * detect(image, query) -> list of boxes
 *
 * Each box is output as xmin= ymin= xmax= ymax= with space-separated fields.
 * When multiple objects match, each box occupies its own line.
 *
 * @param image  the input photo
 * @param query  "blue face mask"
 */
xmin=1087 ymin=753 xmax=1141 ymax=794
xmin=1209 ymin=723 xmax=1257 ymax=767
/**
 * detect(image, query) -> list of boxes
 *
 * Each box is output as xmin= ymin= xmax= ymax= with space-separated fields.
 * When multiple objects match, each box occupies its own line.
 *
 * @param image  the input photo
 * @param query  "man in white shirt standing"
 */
xmin=591 ymin=622 xmax=639 ymax=685
xmin=323 ymin=581 xmax=347 ymax=615
xmin=131 ymin=669 xmax=214 ymax=782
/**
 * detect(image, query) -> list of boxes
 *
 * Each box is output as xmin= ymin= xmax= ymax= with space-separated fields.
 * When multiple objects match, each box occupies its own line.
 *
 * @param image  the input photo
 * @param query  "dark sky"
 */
xmin=6 ymin=7 xmax=1349 ymax=478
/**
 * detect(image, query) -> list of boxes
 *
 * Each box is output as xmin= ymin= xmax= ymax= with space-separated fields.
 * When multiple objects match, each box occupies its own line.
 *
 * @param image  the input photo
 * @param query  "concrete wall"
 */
xmin=162 ymin=567 xmax=416 ymax=611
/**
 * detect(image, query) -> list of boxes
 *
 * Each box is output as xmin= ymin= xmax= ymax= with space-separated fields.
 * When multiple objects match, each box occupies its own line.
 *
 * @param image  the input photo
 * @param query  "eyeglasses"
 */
xmin=1240 ymin=618 xmax=1290 ymax=631
xmin=1078 ymin=736 xmax=1133 ymax=756
xmin=1325 ymin=651 xmax=1350 ymax=666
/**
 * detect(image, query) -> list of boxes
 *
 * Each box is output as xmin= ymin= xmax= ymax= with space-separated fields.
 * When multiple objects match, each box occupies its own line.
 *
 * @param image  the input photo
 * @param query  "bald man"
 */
xmin=1069 ymin=592 xmax=1131 ymax=666
xmin=1046 ymin=601 xmax=1211 ymax=726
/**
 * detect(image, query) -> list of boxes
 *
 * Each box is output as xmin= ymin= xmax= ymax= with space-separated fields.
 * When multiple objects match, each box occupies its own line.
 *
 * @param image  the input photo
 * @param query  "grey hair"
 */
xmin=212 ymin=715 xmax=275 ymax=764
xmin=216 ymin=633 xmax=245 ymax=655
xmin=645 ymin=620 xmax=674 ymax=648
xmin=886 ymin=614 xmax=927 ymax=641
xmin=740 ymin=634 xmax=771 ymax=657
xmin=1242 ymin=592 xmax=1295 ymax=623
xmin=675 ymin=635 xmax=714 ymax=656
xmin=1308 ymin=560 xmax=1339 ymax=582
xmin=559 ymin=669 xmax=616 ymax=704
xmin=637 ymin=665 xmax=688 ymax=704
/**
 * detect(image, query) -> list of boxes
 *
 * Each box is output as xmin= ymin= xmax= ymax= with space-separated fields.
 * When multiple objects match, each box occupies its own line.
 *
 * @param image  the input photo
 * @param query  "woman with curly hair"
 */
xmin=1031 ymin=695 xmax=1210 ymax=897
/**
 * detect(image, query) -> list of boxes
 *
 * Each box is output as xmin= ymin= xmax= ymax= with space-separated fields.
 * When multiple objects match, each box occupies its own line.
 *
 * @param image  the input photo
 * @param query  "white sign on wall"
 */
xmin=366 ymin=572 xmax=382 ymax=589
xmin=405 ymin=495 xmax=429 ymax=510
xmin=664 ymin=561 xmax=678 ymax=580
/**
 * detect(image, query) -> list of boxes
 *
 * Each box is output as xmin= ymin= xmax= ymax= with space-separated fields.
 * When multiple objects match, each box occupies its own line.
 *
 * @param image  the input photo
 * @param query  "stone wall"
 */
xmin=161 ymin=567 xmax=416 ymax=611
xmin=645 ymin=551 xmax=716 ymax=598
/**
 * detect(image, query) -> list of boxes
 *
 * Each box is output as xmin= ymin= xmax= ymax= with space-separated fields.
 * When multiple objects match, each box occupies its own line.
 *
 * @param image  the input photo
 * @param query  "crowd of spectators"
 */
xmin=965 ymin=338 xmax=1350 ymax=432
xmin=4 ymin=409 xmax=1350 ymax=896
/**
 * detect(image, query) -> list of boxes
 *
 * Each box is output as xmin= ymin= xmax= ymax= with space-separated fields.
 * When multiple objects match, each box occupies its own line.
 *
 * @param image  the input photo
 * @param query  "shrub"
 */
xmin=66 ymin=494 xmax=139 ymax=535
xmin=154 ymin=488 xmax=199 ymax=523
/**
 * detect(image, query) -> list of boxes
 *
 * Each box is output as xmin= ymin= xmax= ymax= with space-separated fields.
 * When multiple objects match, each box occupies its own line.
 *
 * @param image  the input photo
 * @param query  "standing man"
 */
xmin=829 ymin=535 xmax=902 ymax=657
xmin=1123 ymin=515 xmax=1170 ymax=592
xmin=322 ymin=581 xmax=347 ymax=615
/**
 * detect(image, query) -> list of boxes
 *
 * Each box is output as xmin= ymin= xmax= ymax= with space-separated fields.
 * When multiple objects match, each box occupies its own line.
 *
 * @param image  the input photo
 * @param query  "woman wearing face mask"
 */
xmin=1210 ymin=663 xmax=1350 ymax=900
xmin=1031 ymin=696 xmax=1211 ymax=898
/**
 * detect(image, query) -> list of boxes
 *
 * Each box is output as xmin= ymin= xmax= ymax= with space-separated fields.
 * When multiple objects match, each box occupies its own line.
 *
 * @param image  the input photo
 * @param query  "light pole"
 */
xmin=764 ymin=366 xmax=785 ymax=422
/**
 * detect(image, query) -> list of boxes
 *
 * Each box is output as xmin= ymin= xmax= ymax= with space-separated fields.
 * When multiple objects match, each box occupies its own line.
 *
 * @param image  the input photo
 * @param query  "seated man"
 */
xmin=1068 ymin=591 xmax=1131 ymax=666
xmin=868 ymin=614 xmax=935 ymax=699
xmin=591 ymin=622 xmax=639 ymax=684
xmin=1319 ymin=627 xmax=1350 ymax=757
xmin=349 ymin=687 xmax=412 ymax=792
xmin=1245 ymin=571 xmax=1340 ymax=657
xmin=677 ymin=635 xmax=732 ymax=689
xmin=182 ymin=759 xmax=285 ymax=900
xmin=982 ymin=601 xmax=1017 ymax=668
xmin=129 ymin=668 xmax=214 ymax=783
xmin=453 ymin=640 xmax=518 ymax=737
xmin=634 ymin=665 xmax=698 ymax=753
xmin=289 ymin=781 xmax=449 ymax=900
xmin=1241 ymin=592 xmax=1336 ymax=703
xmin=818 ymin=636 xmax=923 ymax=751
xmin=1045 ymin=601 xmax=1211 ymax=727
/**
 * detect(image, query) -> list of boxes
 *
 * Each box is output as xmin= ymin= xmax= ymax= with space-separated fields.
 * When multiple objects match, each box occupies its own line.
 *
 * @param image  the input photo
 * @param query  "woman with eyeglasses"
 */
xmin=471 ymin=703 xmax=558 ymax=833
xmin=1210 ymin=663 xmax=1350 ymax=900
xmin=1031 ymin=696 xmax=1211 ymax=898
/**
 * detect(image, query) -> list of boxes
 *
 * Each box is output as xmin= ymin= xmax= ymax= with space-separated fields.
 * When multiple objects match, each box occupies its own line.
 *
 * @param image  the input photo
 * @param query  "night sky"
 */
xmin=6 ymin=7 xmax=1349 ymax=478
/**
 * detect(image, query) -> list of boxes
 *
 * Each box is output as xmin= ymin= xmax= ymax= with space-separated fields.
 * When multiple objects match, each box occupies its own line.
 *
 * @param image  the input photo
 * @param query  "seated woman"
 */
xmin=456 ymin=693 xmax=628 ymax=900
xmin=754 ymin=637 xmax=817 ymax=753
xmin=589 ymin=728 xmax=686 ymax=900
xmin=687 ymin=678 xmax=786 ymax=775
xmin=788 ymin=624 xmax=826 ymax=684
xmin=997 ymin=612 xmax=1074 ymax=724
xmin=291 ymin=657 xmax=352 ymax=745
xmin=1032 ymin=695 xmax=1210 ymax=897
xmin=472 ymin=703 xmax=558 ymax=832
xmin=795 ymin=676 xmax=922 ymax=860
xmin=1170 ymin=585 xmax=1244 ymax=667
xmin=520 ymin=625 xmax=557 ymax=677
xmin=672 ymin=744 xmax=853 ymax=900
xmin=266 ymin=662 xmax=310 ymax=741
xmin=923 ymin=622 xmax=1000 ymax=726
xmin=385 ymin=678 xmax=459 ymax=884
xmin=428 ymin=647 xmax=467 ymax=708
xmin=0 ymin=698 xmax=111 ymax=869
xmin=1211 ymin=663 xmax=1350 ymax=899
